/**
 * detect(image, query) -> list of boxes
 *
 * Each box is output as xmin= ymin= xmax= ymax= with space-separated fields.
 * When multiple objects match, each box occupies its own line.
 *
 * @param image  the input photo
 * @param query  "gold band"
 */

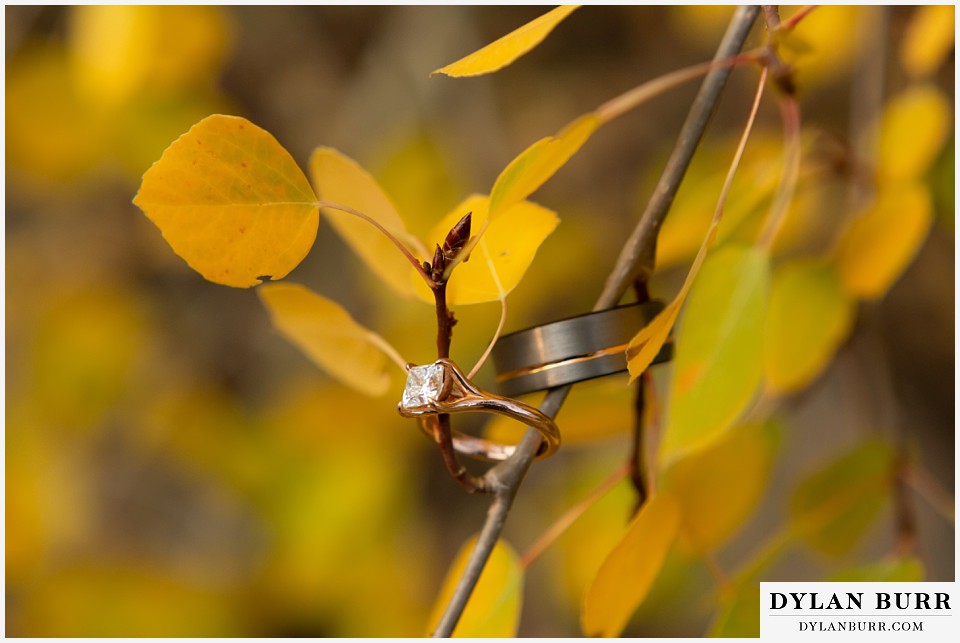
xmin=398 ymin=358 xmax=560 ymax=461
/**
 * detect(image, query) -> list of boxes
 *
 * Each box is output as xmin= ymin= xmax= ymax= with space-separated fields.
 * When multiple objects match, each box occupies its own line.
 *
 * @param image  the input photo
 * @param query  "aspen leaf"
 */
xmin=829 ymin=557 xmax=925 ymax=582
xmin=581 ymin=493 xmax=679 ymax=637
xmin=69 ymin=5 xmax=231 ymax=107
xmin=764 ymin=259 xmax=855 ymax=394
xmin=661 ymin=245 xmax=769 ymax=463
xmin=877 ymin=85 xmax=951 ymax=182
xmin=489 ymin=114 xmax=601 ymax=219
xmin=627 ymin=165 xmax=747 ymax=381
xmin=790 ymin=439 xmax=895 ymax=556
xmin=426 ymin=537 xmax=522 ymax=637
xmin=900 ymin=5 xmax=955 ymax=78
xmin=782 ymin=5 xmax=864 ymax=87
xmin=258 ymin=282 xmax=393 ymax=396
xmin=134 ymin=115 xmax=319 ymax=288
xmin=626 ymin=299 xmax=682 ymax=383
xmin=834 ymin=183 xmax=933 ymax=300
xmin=414 ymin=194 xmax=558 ymax=305
xmin=6 ymin=45 xmax=111 ymax=182
xmin=310 ymin=147 xmax=423 ymax=297
xmin=662 ymin=421 xmax=779 ymax=551
xmin=432 ymin=5 xmax=579 ymax=77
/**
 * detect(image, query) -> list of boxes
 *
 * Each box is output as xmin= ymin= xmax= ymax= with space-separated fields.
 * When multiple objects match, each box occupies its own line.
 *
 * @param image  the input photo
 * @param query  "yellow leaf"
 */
xmin=134 ymin=115 xmax=319 ymax=288
xmin=432 ymin=5 xmax=579 ymax=77
xmin=790 ymin=439 xmax=895 ymax=556
xmin=69 ymin=6 xmax=232 ymax=107
xmin=414 ymin=194 xmax=558 ymax=305
xmin=626 ymin=299 xmax=682 ymax=382
xmin=661 ymin=245 xmax=769 ymax=462
xmin=627 ymin=174 xmax=736 ymax=381
xmin=764 ymin=259 xmax=855 ymax=394
xmin=6 ymin=44 xmax=111 ymax=183
xmin=834 ymin=183 xmax=933 ymax=299
xmin=781 ymin=6 xmax=865 ymax=88
xmin=661 ymin=421 xmax=779 ymax=551
xmin=258 ymin=282 xmax=393 ymax=396
xmin=877 ymin=85 xmax=951 ymax=182
xmin=310 ymin=147 xmax=423 ymax=297
xmin=581 ymin=493 xmax=679 ymax=637
xmin=900 ymin=5 xmax=955 ymax=78
xmin=426 ymin=537 xmax=523 ymax=637
xmin=489 ymin=114 xmax=601 ymax=219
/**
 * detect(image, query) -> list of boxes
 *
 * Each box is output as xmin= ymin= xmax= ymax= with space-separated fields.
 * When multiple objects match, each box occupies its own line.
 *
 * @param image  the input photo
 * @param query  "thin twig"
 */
xmin=594 ymin=6 xmax=761 ymax=310
xmin=430 ymin=6 xmax=761 ymax=636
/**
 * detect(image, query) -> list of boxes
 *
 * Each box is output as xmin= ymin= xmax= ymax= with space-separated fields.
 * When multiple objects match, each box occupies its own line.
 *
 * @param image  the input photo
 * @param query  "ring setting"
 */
xmin=398 ymin=358 xmax=560 ymax=461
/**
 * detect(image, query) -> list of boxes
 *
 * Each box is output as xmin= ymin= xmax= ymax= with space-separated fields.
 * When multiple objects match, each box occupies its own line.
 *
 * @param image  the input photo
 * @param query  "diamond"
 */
xmin=401 ymin=363 xmax=445 ymax=410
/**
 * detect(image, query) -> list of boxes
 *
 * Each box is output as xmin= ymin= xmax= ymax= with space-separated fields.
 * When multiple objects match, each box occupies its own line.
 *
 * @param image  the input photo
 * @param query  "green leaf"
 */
xmin=134 ymin=115 xmax=319 ymax=288
xmin=661 ymin=420 xmax=780 ymax=551
xmin=764 ymin=258 xmax=855 ymax=394
xmin=661 ymin=245 xmax=770 ymax=462
xmin=581 ymin=493 xmax=680 ymax=637
xmin=426 ymin=537 xmax=523 ymax=637
xmin=432 ymin=5 xmax=579 ymax=77
xmin=489 ymin=114 xmax=601 ymax=219
xmin=790 ymin=439 xmax=896 ymax=556
xmin=258 ymin=282 xmax=395 ymax=396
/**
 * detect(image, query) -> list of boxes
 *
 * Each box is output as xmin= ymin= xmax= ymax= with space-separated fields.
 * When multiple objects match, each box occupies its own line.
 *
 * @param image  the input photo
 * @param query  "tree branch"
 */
xmin=430 ymin=5 xmax=761 ymax=636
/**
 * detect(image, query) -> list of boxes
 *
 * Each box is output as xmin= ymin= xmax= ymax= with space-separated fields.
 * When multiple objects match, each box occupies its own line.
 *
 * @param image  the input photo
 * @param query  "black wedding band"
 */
xmin=491 ymin=301 xmax=673 ymax=397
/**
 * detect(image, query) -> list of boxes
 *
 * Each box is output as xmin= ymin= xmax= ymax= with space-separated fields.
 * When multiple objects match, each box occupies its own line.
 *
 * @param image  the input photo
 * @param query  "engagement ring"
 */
xmin=398 ymin=358 xmax=560 ymax=461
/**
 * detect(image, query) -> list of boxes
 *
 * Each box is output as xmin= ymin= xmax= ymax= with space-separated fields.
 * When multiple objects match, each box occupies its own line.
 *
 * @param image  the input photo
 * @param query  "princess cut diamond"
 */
xmin=401 ymin=363 xmax=445 ymax=410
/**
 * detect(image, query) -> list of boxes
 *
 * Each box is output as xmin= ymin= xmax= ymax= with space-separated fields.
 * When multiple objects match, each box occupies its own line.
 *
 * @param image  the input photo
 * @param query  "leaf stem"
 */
xmin=780 ymin=5 xmax=818 ymax=32
xmin=595 ymin=51 xmax=761 ymax=123
xmin=468 ymin=296 xmax=507 ymax=380
xmin=430 ymin=6 xmax=761 ymax=637
xmin=364 ymin=330 xmax=409 ymax=373
xmin=757 ymin=96 xmax=801 ymax=250
xmin=519 ymin=462 xmax=631 ymax=570
xmin=315 ymin=200 xmax=435 ymax=287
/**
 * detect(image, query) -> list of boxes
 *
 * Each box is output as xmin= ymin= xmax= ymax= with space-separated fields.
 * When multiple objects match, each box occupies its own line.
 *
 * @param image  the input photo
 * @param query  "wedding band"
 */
xmin=397 ymin=358 xmax=560 ymax=461
xmin=491 ymin=301 xmax=673 ymax=397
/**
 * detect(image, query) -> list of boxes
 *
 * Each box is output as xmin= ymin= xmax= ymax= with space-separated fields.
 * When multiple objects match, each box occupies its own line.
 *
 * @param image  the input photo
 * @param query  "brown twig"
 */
xmin=430 ymin=5 xmax=761 ymax=636
xmin=430 ymin=214 xmax=487 ymax=494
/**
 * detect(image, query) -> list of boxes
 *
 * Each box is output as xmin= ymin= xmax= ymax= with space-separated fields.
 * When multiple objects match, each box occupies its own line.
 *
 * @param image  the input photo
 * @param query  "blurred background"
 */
xmin=5 ymin=5 xmax=954 ymax=637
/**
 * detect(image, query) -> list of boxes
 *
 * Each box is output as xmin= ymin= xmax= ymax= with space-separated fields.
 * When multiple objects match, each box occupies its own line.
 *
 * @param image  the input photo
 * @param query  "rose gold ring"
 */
xmin=397 ymin=358 xmax=560 ymax=461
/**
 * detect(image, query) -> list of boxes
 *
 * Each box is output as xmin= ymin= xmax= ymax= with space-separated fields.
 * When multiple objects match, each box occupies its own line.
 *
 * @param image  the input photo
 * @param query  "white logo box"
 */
xmin=761 ymin=582 xmax=956 ymax=641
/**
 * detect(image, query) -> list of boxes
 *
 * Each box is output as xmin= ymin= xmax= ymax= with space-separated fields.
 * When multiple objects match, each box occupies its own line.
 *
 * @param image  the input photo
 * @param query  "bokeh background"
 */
xmin=5 ymin=5 xmax=954 ymax=637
